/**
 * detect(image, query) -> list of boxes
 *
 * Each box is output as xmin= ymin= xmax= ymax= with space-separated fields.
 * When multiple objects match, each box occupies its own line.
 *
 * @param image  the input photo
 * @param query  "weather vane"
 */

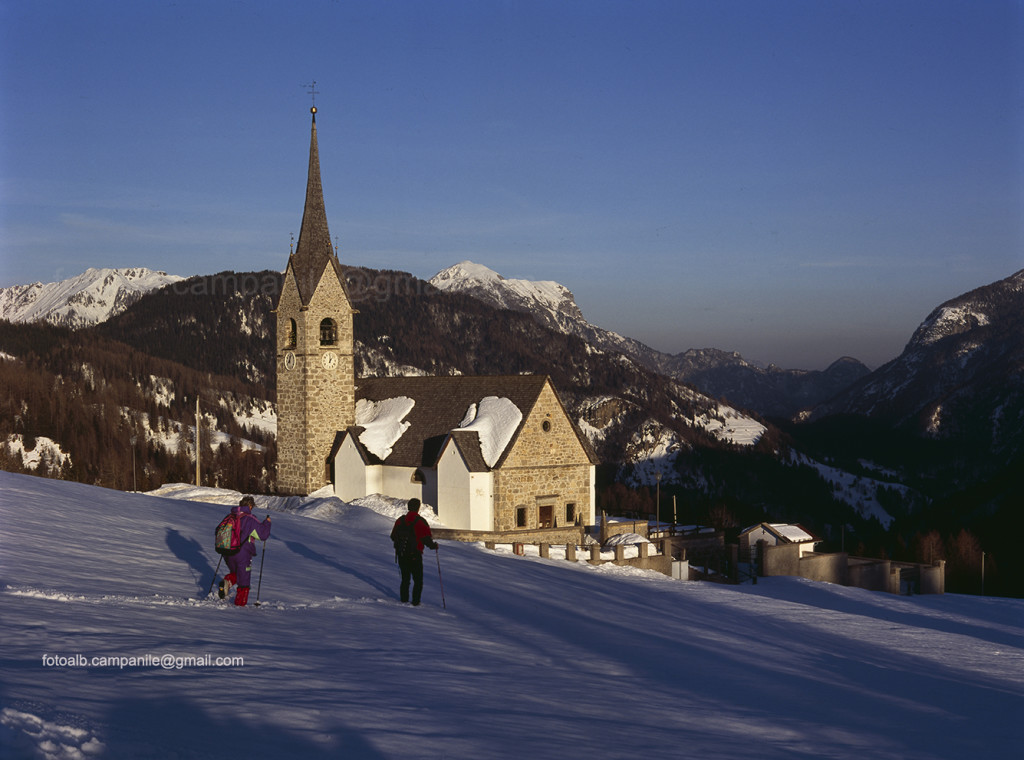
xmin=304 ymin=80 xmax=319 ymax=112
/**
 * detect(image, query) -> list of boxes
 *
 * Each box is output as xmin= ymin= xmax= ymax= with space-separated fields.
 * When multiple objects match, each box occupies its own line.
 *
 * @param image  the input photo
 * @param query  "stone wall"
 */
xmin=434 ymin=525 xmax=585 ymax=545
xmin=758 ymin=544 xmax=945 ymax=595
xmin=918 ymin=561 xmax=945 ymax=594
xmin=275 ymin=270 xmax=305 ymax=495
xmin=665 ymin=531 xmax=725 ymax=559
xmin=797 ymin=552 xmax=848 ymax=585
xmin=847 ymin=558 xmax=899 ymax=593
xmin=474 ymin=537 xmax=674 ymax=577
xmin=761 ymin=541 xmax=801 ymax=576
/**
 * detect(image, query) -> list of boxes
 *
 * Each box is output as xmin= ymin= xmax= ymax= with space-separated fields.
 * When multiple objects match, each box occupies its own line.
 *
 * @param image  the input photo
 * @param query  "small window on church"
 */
xmin=516 ymin=507 xmax=527 ymax=528
xmin=320 ymin=318 xmax=337 ymax=346
xmin=412 ymin=469 xmax=425 ymax=484
xmin=286 ymin=318 xmax=297 ymax=349
xmin=542 ymin=419 xmax=552 ymax=432
xmin=566 ymin=503 xmax=576 ymax=525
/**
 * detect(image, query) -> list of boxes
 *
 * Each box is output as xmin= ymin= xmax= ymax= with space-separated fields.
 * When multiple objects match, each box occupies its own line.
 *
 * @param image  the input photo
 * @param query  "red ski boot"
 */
xmin=234 ymin=586 xmax=250 ymax=607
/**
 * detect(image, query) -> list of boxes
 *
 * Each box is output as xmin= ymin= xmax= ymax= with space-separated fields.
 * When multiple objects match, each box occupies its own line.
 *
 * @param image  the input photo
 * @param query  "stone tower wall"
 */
xmin=276 ymin=264 xmax=355 ymax=495
xmin=275 ymin=268 xmax=305 ymax=495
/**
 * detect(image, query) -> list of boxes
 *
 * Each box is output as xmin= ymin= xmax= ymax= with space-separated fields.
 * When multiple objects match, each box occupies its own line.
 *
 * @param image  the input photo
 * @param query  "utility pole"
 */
xmin=654 ymin=470 xmax=661 ymax=533
xmin=195 ymin=398 xmax=201 ymax=487
xmin=130 ymin=435 xmax=137 ymax=492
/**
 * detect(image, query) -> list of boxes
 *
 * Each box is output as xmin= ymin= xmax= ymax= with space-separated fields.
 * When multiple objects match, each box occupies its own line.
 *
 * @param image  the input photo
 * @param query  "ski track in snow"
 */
xmin=2 ymin=586 xmax=409 ymax=612
xmin=2 ymin=470 xmax=1022 ymax=760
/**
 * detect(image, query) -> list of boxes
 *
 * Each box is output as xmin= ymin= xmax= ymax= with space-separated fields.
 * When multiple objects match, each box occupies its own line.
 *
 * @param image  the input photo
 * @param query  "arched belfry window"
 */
xmin=320 ymin=318 xmax=337 ymax=346
xmin=286 ymin=318 xmax=297 ymax=349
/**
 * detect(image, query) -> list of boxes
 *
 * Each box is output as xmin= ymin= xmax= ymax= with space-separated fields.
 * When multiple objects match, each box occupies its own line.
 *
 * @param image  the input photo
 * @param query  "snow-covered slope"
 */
xmin=2 ymin=470 xmax=1021 ymax=759
xmin=0 ymin=267 xmax=183 ymax=329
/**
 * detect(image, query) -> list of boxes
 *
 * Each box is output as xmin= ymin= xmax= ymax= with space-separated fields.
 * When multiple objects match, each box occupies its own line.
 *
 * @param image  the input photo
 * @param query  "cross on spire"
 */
xmin=304 ymin=80 xmax=320 ymax=112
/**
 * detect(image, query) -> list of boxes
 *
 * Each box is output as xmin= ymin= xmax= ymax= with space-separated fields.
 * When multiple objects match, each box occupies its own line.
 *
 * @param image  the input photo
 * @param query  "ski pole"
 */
xmin=208 ymin=554 xmax=223 ymax=595
xmin=255 ymin=538 xmax=267 ymax=607
xmin=435 ymin=547 xmax=446 ymax=610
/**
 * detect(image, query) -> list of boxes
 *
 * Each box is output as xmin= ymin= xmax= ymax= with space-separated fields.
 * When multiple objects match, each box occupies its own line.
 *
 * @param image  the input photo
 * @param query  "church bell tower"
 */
xmin=274 ymin=106 xmax=356 ymax=495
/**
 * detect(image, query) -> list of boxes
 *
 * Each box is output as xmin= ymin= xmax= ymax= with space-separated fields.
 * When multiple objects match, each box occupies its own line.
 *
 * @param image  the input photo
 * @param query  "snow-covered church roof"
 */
xmin=335 ymin=375 xmax=598 ymax=471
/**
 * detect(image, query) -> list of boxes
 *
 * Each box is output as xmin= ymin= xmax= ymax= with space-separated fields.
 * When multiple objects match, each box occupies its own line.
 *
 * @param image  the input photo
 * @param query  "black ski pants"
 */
xmin=398 ymin=552 xmax=424 ymax=605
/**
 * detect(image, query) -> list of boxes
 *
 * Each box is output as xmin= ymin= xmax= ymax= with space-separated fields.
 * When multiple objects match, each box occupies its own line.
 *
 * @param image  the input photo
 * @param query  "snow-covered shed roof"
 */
xmin=342 ymin=375 xmax=598 ymax=470
xmin=767 ymin=523 xmax=816 ymax=543
xmin=740 ymin=522 xmax=819 ymax=544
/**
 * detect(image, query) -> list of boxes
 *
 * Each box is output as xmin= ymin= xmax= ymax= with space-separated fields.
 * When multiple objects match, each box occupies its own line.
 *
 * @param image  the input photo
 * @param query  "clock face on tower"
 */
xmin=321 ymin=351 xmax=338 ymax=370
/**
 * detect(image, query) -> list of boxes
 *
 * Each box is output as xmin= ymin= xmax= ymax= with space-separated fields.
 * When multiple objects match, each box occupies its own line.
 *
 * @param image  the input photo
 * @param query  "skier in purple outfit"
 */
xmin=219 ymin=496 xmax=271 ymax=606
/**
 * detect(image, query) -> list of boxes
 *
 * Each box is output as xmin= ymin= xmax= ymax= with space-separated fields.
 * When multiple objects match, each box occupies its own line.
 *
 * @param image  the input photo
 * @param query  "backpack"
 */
xmin=215 ymin=513 xmax=242 ymax=556
xmin=392 ymin=516 xmax=420 ymax=561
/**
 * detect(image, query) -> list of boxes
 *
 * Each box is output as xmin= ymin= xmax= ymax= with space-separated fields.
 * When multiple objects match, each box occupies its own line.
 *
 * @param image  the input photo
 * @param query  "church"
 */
xmin=273 ymin=107 xmax=597 ymax=533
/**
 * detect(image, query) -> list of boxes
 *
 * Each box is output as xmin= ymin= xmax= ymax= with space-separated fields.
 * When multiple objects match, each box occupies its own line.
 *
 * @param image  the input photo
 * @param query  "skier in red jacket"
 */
xmin=389 ymin=498 xmax=438 ymax=606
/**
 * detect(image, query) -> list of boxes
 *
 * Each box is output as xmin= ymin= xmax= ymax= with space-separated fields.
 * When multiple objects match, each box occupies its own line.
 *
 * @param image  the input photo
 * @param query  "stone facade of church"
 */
xmin=491 ymin=381 xmax=594 ymax=531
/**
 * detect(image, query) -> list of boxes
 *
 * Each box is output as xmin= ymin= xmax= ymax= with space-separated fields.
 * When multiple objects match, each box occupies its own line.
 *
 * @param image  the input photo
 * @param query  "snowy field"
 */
xmin=1 ymin=470 xmax=1021 ymax=759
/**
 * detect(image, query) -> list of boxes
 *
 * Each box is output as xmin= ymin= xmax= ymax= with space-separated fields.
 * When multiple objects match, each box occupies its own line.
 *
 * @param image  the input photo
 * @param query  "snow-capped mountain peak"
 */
xmin=907 ymin=269 xmax=1023 ymax=350
xmin=430 ymin=260 xmax=585 ymax=322
xmin=0 ymin=267 xmax=184 ymax=329
xmin=429 ymin=260 xmax=670 ymax=373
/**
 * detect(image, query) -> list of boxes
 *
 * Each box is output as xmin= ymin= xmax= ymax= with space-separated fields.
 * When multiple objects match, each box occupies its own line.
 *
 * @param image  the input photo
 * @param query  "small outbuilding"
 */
xmin=740 ymin=522 xmax=821 ymax=561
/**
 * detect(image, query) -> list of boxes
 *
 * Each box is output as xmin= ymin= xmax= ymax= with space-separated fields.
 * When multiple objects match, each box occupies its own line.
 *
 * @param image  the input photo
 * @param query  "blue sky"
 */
xmin=1 ymin=0 xmax=1020 ymax=370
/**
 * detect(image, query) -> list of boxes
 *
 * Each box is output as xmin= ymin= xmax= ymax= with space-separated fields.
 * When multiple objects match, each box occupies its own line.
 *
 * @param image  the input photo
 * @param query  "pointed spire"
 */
xmin=291 ymin=106 xmax=337 ymax=305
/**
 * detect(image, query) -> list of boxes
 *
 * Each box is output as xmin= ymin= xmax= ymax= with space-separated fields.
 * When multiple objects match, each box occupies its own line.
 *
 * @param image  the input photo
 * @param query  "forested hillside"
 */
xmin=0 ymin=320 xmax=273 ymax=492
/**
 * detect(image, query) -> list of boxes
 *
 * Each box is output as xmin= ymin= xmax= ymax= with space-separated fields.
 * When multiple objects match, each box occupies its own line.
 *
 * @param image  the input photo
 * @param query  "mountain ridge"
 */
xmin=0 ymin=267 xmax=183 ymax=329
xmin=808 ymin=268 xmax=1024 ymax=448
xmin=3 ymin=262 xmax=870 ymax=418
xmin=430 ymin=260 xmax=871 ymax=417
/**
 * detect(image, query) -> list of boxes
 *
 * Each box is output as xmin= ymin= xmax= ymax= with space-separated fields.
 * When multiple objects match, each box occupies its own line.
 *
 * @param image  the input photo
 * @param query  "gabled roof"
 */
xmin=353 ymin=374 xmax=598 ymax=470
xmin=287 ymin=108 xmax=348 ymax=307
xmin=444 ymin=430 xmax=490 ymax=472
xmin=329 ymin=427 xmax=383 ymax=467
